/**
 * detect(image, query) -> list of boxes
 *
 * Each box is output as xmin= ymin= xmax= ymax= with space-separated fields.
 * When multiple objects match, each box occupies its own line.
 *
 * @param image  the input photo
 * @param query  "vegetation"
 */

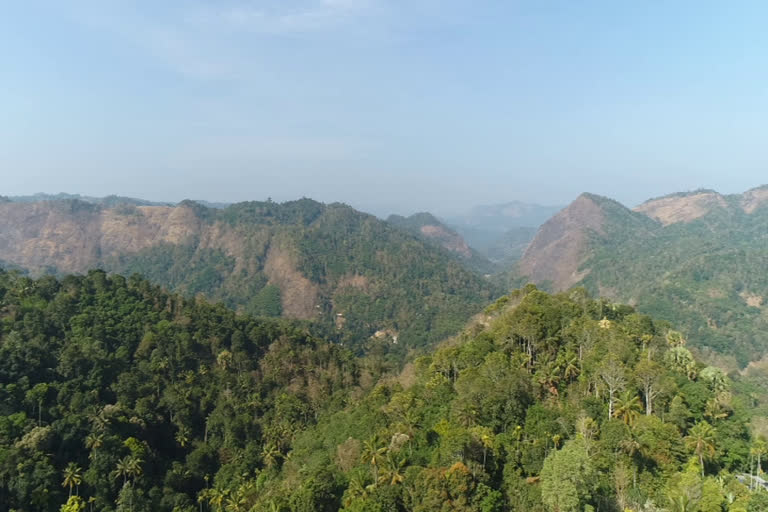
xmin=0 ymin=269 xmax=364 ymax=511
xmin=386 ymin=213 xmax=496 ymax=274
xmin=577 ymin=196 xmax=768 ymax=366
xmin=513 ymin=190 xmax=768 ymax=367
xmin=2 ymin=270 xmax=767 ymax=511
xmin=101 ymin=199 xmax=498 ymax=350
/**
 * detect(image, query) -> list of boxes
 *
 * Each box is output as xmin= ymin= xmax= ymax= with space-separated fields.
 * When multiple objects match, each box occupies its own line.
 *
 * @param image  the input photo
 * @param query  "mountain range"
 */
xmin=5 ymin=187 xmax=768 ymax=368
xmin=0 ymin=197 xmax=496 ymax=350
xmin=515 ymin=186 xmax=768 ymax=367
xmin=4 ymin=189 xmax=768 ymax=510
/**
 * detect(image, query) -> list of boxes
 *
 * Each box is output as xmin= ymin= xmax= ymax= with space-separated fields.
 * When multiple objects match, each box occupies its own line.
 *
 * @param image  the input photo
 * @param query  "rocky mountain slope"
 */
xmin=0 ymin=198 xmax=497 ymax=349
xmin=515 ymin=186 xmax=768 ymax=365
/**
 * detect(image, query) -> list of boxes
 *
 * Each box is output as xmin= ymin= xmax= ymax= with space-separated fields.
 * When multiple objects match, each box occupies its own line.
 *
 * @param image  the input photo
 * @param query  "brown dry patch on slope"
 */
xmin=707 ymin=288 xmax=726 ymax=299
xmin=100 ymin=205 xmax=201 ymax=254
xmin=634 ymin=193 xmax=726 ymax=226
xmin=263 ymin=243 xmax=319 ymax=320
xmin=419 ymin=225 xmax=472 ymax=259
xmin=517 ymin=194 xmax=604 ymax=291
xmin=336 ymin=273 xmax=370 ymax=292
xmin=197 ymin=222 xmax=270 ymax=275
xmin=740 ymin=187 xmax=768 ymax=214
xmin=0 ymin=202 xmax=102 ymax=272
xmin=740 ymin=291 xmax=764 ymax=308
xmin=0 ymin=202 xmax=208 ymax=274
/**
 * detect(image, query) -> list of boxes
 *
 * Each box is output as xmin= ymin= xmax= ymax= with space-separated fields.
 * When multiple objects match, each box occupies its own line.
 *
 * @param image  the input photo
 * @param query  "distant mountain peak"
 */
xmin=516 ymin=193 xmax=616 ymax=290
xmin=387 ymin=212 xmax=476 ymax=261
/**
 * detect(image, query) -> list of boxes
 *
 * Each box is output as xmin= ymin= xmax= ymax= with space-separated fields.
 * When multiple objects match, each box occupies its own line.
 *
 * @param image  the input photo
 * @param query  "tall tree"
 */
xmin=684 ymin=422 xmax=717 ymax=477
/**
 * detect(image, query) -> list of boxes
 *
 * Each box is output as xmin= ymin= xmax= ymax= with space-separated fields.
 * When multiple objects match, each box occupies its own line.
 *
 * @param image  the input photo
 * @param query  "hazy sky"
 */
xmin=3 ymin=1 xmax=768 ymax=216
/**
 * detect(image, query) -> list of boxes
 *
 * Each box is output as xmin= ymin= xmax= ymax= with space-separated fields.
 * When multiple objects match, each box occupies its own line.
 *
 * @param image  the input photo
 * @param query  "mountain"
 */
xmin=517 ymin=193 xmax=657 ymax=291
xmin=386 ymin=212 xmax=496 ymax=274
xmin=2 ymin=271 xmax=765 ymax=511
xmin=7 ymin=192 xmax=172 ymax=207
xmin=445 ymin=201 xmax=563 ymax=266
xmin=0 ymin=197 xmax=497 ymax=349
xmin=515 ymin=186 xmax=768 ymax=365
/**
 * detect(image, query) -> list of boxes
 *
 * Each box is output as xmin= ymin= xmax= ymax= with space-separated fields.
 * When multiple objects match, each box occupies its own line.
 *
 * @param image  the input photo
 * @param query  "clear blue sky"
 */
xmin=2 ymin=1 xmax=768 ymax=215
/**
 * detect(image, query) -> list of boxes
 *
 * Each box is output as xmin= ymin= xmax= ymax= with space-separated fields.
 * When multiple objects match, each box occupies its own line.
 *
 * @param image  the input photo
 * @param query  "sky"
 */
xmin=2 ymin=1 xmax=768 ymax=216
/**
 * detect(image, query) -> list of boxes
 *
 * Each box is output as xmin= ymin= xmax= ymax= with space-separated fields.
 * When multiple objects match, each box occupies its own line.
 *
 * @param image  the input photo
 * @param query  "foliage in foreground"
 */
xmin=1 ymin=271 xmax=768 ymax=511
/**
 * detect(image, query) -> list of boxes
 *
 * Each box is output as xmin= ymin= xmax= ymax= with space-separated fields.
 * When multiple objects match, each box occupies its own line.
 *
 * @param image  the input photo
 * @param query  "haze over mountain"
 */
xmin=515 ymin=185 xmax=768 ymax=366
xmin=445 ymin=201 xmax=562 ymax=266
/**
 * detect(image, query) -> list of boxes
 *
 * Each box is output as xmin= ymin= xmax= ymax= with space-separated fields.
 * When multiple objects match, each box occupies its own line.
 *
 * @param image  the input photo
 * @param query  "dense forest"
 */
xmin=0 ymin=198 xmax=498 ymax=351
xmin=2 ymin=270 xmax=768 ymax=511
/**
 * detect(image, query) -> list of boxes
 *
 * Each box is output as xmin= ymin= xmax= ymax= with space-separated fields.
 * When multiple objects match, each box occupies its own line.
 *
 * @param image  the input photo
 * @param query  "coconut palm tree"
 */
xmin=175 ymin=425 xmax=191 ymax=447
xmin=667 ymin=492 xmax=694 ymax=512
xmin=613 ymin=391 xmax=642 ymax=427
xmin=262 ymin=442 xmax=283 ymax=469
xmin=111 ymin=455 xmax=143 ymax=487
xmin=751 ymin=438 xmax=767 ymax=479
xmin=361 ymin=435 xmax=387 ymax=483
xmin=62 ymin=462 xmax=83 ymax=498
xmin=704 ymin=397 xmax=729 ymax=422
xmin=126 ymin=455 xmax=143 ymax=483
xmin=684 ymin=421 xmax=717 ymax=477
xmin=199 ymin=487 xmax=229 ymax=512
xmin=343 ymin=472 xmax=370 ymax=507
xmin=112 ymin=457 xmax=131 ymax=488
xmin=562 ymin=353 xmax=581 ymax=381
xmin=378 ymin=453 xmax=406 ymax=486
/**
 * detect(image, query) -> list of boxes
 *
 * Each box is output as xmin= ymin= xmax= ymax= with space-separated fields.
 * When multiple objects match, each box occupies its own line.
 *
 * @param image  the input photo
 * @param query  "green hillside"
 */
xmin=117 ymin=200 xmax=499 ymax=350
xmin=3 ymin=271 xmax=766 ymax=511
xmin=516 ymin=188 xmax=768 ymax=367
xmin=0 ymin=197 xmax=498 ymax=351
xmin=581 ymin=195 xmax=768 ymax=367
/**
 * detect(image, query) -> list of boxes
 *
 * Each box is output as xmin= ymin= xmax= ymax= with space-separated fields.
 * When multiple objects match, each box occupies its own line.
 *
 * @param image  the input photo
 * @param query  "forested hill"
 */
xmin=0 ymin=269 xmax=365 ymax=511
xmin=0 ymin=197 xmax=498 ymax=349
xmin=261 ymin=286 xmax=768 ymax=511
xmin=515 ymin=186 xmax=768 ymax=367
xmin=6 ymin=271 xmax=766 ymax=510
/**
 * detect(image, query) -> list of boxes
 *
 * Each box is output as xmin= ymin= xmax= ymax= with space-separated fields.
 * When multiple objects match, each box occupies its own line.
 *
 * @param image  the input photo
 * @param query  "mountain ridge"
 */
xmin=516 ymin=186 xmax=768 ymax=365
xmin=0 ymin=197 xmax=497 ymax=349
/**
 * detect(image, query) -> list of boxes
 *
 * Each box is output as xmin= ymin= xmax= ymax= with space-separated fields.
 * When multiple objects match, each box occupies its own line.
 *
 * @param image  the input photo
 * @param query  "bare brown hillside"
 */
xmin=516 ymin=194 xmax=605 ymax=290
xmin=0 ymin=202 xmax=202 ymax=273
xmin=633 ymin=192 xmax=727 ymax=225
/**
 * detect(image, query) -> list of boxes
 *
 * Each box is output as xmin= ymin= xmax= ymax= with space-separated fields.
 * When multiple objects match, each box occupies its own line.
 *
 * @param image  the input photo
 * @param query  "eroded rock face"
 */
xmin=633 ymin=192 xmax=727 ymax=226
xmin=740 ymin=186 xmax=768 ymax=214
xmin=419 ymin=224 xmax=472 ymax=259
xmin=0 ymin=200 xmax=320 ymax=321
xmin=517 ymin=194 xmax=606 ymax=291
xmin=0 ymin=202 xmax=202 ymax=273
xmin=263 ymin=243 xmax=320 ymax=320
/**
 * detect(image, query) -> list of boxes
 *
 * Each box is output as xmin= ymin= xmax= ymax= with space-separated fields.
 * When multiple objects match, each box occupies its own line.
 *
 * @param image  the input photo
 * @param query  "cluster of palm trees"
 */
xmin=111 ymin=455 xmax=144 ymax=487
xmin=197 ymin=481 xmax=255 ymax=512
xmin=344 ymin=434 xmax=408 ymax=505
